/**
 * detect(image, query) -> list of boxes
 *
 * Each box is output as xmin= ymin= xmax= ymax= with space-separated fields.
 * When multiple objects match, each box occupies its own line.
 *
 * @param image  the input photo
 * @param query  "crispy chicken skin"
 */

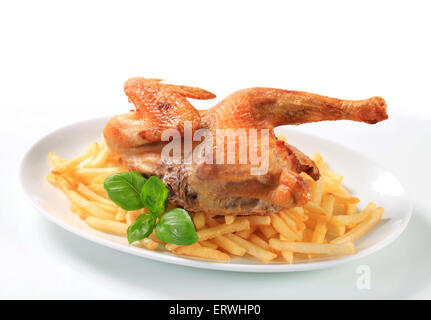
xmin=104 ymin=78 xmax=388 ymax=215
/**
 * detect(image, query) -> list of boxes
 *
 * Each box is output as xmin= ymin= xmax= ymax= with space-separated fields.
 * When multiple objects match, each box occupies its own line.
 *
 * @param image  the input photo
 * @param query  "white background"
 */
xmin=1 ymin=0 xmax=430 ymax=299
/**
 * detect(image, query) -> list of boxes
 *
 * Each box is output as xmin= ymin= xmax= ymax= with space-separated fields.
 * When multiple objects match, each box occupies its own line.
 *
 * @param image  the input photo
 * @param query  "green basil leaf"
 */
xmin=155 ymin=208 xmax=198 ymax=245
xmin=140 ymin=176 xmax=169 ymax=217
xmin=127 ymin=213 xmax=156 ymax=244
xmin=104 ymin=171 xmax=146 ymax=211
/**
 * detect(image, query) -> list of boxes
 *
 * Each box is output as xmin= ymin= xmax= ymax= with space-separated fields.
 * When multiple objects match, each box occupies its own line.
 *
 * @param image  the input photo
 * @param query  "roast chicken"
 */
xmin=104 ymin=78 xmax=388 ymax=215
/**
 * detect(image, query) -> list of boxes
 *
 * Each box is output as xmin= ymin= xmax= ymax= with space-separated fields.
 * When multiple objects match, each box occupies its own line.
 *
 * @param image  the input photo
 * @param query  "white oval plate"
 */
xmin=20 ymin=117 xmax=412 ymax=272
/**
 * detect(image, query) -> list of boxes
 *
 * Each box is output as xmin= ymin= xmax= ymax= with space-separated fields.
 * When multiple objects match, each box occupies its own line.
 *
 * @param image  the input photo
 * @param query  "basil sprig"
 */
xmin=127 ymin=214 xmax=156 ymax=243
xmin=155 ymin=208 xmax=199 ymax=245
xmin=141 ymin=176 xmax=169 ymax=217
xmin=103 ymin=171 xmax=198 ymax=246
xmin=103 ymin=171 xmax=146 ymax=211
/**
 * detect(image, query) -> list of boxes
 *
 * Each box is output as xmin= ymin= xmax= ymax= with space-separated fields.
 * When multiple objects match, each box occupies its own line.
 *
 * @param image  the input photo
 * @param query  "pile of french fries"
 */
xmin=47 ymin=139 xmax=384 ymax=263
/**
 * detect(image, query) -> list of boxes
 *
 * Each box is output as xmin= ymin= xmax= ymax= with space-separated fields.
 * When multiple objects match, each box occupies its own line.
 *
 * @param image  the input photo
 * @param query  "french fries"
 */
xmin=173 ymin=245 xmax=230 ymax=261
xmin=269 ymin=239 xmax=355 ymax=255
xmin=258 ymin=224 xmax=278 ymax=239
xmin=76 ymin=183 xmax=118 ymax=212
xmin=134 ymin=238 xmax=159 ymax=250
xmin=52 ymin=143 xmax=99 ymax=174
xmin=205 ymin=218 xmax=247 ymax=256
xmin=73 ymin=167 xmax=124 ymax=184
xmin=225 ymin=234 xmax=277 ymax=262
xmin=115 ymin=208 xmax=127 ymax=222
xmin=311 ymin=194 xmax=335 ymax=245
xmin=87 ymin=184 xmax=109 ymax=198
xmin=52 ymin=175 xmax=115 ymax=220
xmin=245 ymin=215 xmax=271 ymax=226
xmin=86 ymin=216 xmax=128 ymax=236
xmin=48 ymin=142 xmax=384 ymax=263
xmin=327 ymin=222 xmax=346 ymax=237
xmin=74 ymin=167 xmax=124 ymax=177
xmin=48 ymin=152 xmax=65 ymax=167
xmin=200 ymin=240 xmax=219 ymax=250
xmin=225 ymin=215 xmax=235 ymax=224
xmin=197 ymin=220 xmax=250 ymax=241
xmin=126 ymin=211 xmax=137 ymax=226
xmin=165 ymin=243 xmax=180 ymax=251
xmin=270 ymin=213 xmax=298 ymax=240
xmin=346 ymin=204 xmax=358 ymax=215
xmin=330 ymin=207 xmax=384 ymax=244
xmin=311 ymin=178 xmax=324 ymax=204
xmin=331 ymin=193 xmax=360 ymax=205
xmin=236 ymin=229 xmax=252 ymax=239
xmin=333 ymin=203 xmax=346 ymax=215
xmin=248 ymin=234 xmax=281 ymax=256
xmin=211 ymin=236 xmax=247 ymax=256
xmin=330 ymin=202 xmax=376 ymax=227
xmin=83 ymin=140 xmax=109 ymax=168
xmin=279 ymin=210 xmax=302 ymax=232
xmin=193 ymin=212 xmax=206 ymax=230
xmin=281 ymin=251 xmax=294 ymax=264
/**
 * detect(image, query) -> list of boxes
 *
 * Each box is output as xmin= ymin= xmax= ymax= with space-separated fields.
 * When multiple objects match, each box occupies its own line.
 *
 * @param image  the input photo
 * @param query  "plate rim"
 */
xmin=19 ymin=116 xmax=413 ymax=273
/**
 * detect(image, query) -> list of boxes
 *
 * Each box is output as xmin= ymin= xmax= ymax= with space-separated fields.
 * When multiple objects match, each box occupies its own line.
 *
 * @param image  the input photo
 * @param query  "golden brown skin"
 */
xmin=105 ymin=77 xmax=215 ymax=149
xmin=104 ymin=78 xmax=388 ymax=215
xmin=201 ymin=87 xmax=388 ymax=129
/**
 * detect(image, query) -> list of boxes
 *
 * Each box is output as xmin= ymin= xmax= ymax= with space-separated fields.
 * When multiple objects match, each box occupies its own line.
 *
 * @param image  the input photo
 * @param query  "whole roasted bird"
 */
xmin=104 ymin=78 xmax=388 ymax=216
